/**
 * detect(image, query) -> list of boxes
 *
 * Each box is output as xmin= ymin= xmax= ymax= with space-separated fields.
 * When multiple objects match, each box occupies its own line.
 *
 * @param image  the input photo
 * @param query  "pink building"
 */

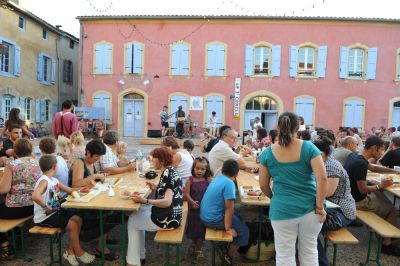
xmin=78 ymin=15 xmax=400 ymax=137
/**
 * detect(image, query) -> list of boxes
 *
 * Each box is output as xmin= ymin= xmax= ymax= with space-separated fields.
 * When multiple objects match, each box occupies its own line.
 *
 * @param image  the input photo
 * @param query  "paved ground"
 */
xmin=3 ymin=137 xmax=400 ymax=265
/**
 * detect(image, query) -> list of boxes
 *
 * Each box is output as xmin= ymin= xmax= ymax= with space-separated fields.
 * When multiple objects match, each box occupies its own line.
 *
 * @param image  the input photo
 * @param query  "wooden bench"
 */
xmin=323 ymin=228 xmax=358 ymax=266
xmin=205 ymin=228 xmax=233 ymax=266
xmin=0 ymin=215 xmax=33 ymax=260
xmin=154 ymin=202 xmax=188 ymax=266
xmin=29 ymin=226 xmax=64 ymax=265
xmin=356 ymin=210 xmax=400 ymax=265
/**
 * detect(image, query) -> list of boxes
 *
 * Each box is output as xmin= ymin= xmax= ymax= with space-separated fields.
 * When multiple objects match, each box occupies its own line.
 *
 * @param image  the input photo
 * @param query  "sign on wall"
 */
xmin=190 ymin=96 xmax=203 ymax=111
xmin=75 ymin=107 xmax=105 ymax=120
xmin=233 ymin=78 xmax=241 ymax=118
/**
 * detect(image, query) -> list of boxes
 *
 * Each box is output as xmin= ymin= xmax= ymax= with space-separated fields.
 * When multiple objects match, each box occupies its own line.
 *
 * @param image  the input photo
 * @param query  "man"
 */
xmin=336 ymin=127 xmax=349 ymax=147
xmin=378 ymin=136 xmax=400 ymax=168
xmin=332 ymin=136 xmax=358 ymax=166
xmin=0 ymin=124 xmax=22 ymax=158
xmin=207 ymin=111 xmax=217 ymax=137
xmin=52 ymin=99 xmax=78 ymax=138
xmin=253 ymin=117 xmax=263 ymax=130
xmin=160 ymin=105 xmax=169 ymax=137
xmin=348 ymin=127 xmax=364 ymax=152
xmin=175 ymin=106 xmax=185 ymax=139
xmin=344 ymin=136 xmax=400 ymax=256
xmin=97 ymin=131 xmax=135 ymax=175
xmin=201 ymin=125 xmax=231 ymax=153
xmin=208 ymin=128 xmax=254 ymax=174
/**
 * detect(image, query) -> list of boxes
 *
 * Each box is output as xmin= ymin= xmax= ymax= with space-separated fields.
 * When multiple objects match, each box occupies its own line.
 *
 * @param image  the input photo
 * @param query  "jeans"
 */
xmin=201 ymin=213 xmax=249 ymax=247
xmin=271 ymin=211 xmax=323 ymax=266
xmin=176 ymin=123 xmax=184 ymax=138
xmin=126 ymin=206 xmax=161 ymax=265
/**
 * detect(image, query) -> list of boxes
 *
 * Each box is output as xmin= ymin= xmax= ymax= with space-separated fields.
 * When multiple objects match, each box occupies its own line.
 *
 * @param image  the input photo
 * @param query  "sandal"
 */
xmin=0 ymin=244 xmax=15 ymax=261
xmin=94 ymin=248 xmax=119 ymax=261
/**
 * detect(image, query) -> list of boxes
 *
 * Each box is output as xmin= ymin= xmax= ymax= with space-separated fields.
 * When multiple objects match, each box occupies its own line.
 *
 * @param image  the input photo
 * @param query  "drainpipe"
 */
xmin=79 ymin=22 xmax=84 ymax=107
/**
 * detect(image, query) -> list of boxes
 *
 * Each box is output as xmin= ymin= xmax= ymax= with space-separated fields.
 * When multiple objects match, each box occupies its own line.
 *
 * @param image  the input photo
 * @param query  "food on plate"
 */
xmin=80 ymin=187 xmax=90 ymax=194
xmin=71 ymin=191 xmax=80 ymax=199
xmin=247 ymin=190 xmax=262 ymax=197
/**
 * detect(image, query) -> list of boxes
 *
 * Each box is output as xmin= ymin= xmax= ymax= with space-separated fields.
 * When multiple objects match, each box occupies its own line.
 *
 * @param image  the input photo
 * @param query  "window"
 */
xmin=289 ymin=44 xmax=327 ymax=78
xmin=63 ymin=60 xmax=73 ymax=84
xmin=4 ymin=98 xmax=11 ymax=120
xmin=45 ymin=100 xmax=50 ymax=121
xmin=339 ymin=45 xmax=377 ymax=80
xmin=94 ymin=42 xmax=113 ymax=74
xmin=204 ymin=95 xmax=224 ymax=127
xmin=170 ymin=43 xmax=190 ymax=76
xmin=69 ymin=40 xmax=74 ymax=49
xmin=206 ymin=42 xmax=226 ymax=76
xmin=37 ymin=53 xmax=56 ymax=84
xmin=93 ymin=93 xmax=111 ymax=124
xmin=295 ymin=96 xmax=315 ymax=127
xmin=0 ymin=37 xmax=21 ymax=77
xmin=343 ymin=98 xmax=365 ymax=129
xmin=245 ymin=43 xmax=281 ymax=77
xmin=42 ymin=29 xmax=48 ymax=40
xmin=245 ymin=96 xmax=277 ymax=110
xmin=18 ymin=17 xmax=25 ymax=30
xmin=124 ymin=42 xmax=143 ymax=74
xmin=24 ymin=98 xmax=32 ymax=120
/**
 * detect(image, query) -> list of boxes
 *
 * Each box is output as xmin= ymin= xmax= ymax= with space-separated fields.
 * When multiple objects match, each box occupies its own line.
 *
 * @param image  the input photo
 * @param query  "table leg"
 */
xmin=256 ymin=206 xmax=263 ymax=261
xmin=121 ymin=211 xmax=127 ymax=266
xmin=99 ymin=210 xmax=105 ymax=266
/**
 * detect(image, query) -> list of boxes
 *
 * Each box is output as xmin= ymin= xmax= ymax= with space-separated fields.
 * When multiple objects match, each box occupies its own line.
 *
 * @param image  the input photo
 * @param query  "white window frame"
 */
xmin=253 ymin=46 xmax=271 ymax=75
xmin=4 ymin=97 xmax=12 ymax=120
xmin=298 ymin=46 xmax=315 ymax=76
xmin=348 ymin=48 xmax=365 ymax=79
xmin=25 ymin=98 xmax=32 ymax=121
xmin=0 ymin=41 xmax=12 ymax=74
xmin=18 ymin=16 xmax=26 ymax=31
xmin=43 ymin=55 xmax=51 ymax=82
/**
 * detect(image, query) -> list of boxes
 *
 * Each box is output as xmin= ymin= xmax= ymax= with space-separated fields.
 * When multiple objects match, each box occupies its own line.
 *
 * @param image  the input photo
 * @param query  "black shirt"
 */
xmin=379 ymin=148 xmax=400 ymax=168
xmin=343 ymin=153 xmax=369 ymax=202
xmin=203 ymin=137 xmax=220 ymax=153
xmin=0 ymin=139 xmax=14 ymax=158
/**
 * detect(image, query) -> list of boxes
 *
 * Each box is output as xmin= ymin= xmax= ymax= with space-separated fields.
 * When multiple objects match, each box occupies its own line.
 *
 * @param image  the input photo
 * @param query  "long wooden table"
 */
xmin=62 ymin=170 xmax=159 ymax=266
xmin=366 ymin=172 xmax=400 ymax=198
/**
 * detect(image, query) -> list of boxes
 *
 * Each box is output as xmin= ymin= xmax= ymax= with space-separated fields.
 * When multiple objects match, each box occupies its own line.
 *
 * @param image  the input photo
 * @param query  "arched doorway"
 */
xmin=244 ymin=95 xmax=279 ymax=131
xmin=391 ymin=100 xmax=400 ymax=127
xmin=123 ymin=93 xmax=144 ymax=137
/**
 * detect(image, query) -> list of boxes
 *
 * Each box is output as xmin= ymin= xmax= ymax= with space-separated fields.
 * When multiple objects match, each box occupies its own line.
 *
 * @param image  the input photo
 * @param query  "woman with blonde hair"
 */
xmin=69 ymin=131 xmax=85 ymax=166
xmin=116 ymin=141 xmax=129 ymax=167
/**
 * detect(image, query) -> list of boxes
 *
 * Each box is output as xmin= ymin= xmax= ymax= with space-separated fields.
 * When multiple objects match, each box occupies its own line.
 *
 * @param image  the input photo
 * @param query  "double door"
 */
xmin=123 ymin=99 xmax=144 ymax=137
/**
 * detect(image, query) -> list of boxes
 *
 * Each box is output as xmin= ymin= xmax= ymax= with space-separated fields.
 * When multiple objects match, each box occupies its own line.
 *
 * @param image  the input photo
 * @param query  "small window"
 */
xmin=0 ymin=42 xmax=11 ymax=73
xmin=18 ymin=17 xmax=25 ymax=30
xmin=63 ymin=60 xmax=73 ymax=84
xmin=254 ymin=46 xmax=270 ymax=75
xmin=43 ymin=56 xmax=51 ymax=81
xmin=4 ymin=98 xmax=12 ymax=120
xmin=25 ymin=98 xmax=32 ymax=120
xmin=45 ymin=100 xmax=50 ymax=121
xmin=339 ymin=45 xmax=377 ymax=80
xmin=69 ymin=40 xmax=74 ymax=49
xmin=298 ymin=47 xmax=315 ymax=76
xmin=42 ymin=29 xmax=48 ymax=40
xmin=348 ymin=48 xmax=364 ymax=78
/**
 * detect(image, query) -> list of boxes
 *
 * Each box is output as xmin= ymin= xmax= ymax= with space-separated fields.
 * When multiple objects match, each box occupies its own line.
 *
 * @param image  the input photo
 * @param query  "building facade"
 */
xmin=78 ymin=15 xmax=400 ymax=136
xmin=0 ymin=1 xmax=78 ymax=129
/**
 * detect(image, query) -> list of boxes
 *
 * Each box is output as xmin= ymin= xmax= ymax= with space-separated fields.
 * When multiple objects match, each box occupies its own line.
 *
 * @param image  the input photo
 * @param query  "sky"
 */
xmin=18 ymin=0 xmax=400 ymax=37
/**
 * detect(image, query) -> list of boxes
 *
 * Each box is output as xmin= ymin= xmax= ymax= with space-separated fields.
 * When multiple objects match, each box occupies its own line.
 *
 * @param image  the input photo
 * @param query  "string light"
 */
xmin=85 ymin=0 xmax=113 ymax=13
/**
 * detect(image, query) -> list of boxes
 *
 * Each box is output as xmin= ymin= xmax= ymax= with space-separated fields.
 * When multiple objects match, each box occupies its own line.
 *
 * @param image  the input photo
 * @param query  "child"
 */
xmin=183 ymin=139 xmax=195 ymax=160
xmin=32 ymin=155 xmax=95 ymax=265
xmin=185 ymin=157 xmax=213 ymax=261
xmin=69 ymin=131 xmax=85 ymax=166
xmin=116 ymin=141 xmax=129 ymax=166
xmin=200 ymin=159 xmax=249 ymax=265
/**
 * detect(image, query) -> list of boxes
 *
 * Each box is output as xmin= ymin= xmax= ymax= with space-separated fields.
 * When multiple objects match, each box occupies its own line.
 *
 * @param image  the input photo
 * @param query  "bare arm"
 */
xmin=310 ymin=155 xmax=328 ymax=210
xmin=71 ymin=160 xmax=102 ymax=188
xmin=368 ymin=163 xmax=400 ymax=174
xmin=22 ymin=125 xmax=34 ymax=138
xmin=259 ymin=164 xmax=272 ymax=198
xmin=32 ymin=180 xmax=48 ymax=207
xmin=5 ymin=148 xmax=15 ymax=158
xmin=326 ymin=177 xmax=339 ymax=197
xmin=0 ymin=165 xmax=12 ymax=193
xmin=356 ymin=178 xmax=393 ymax=194
xmin=103 ymin=163 xmax=134 ymax=175
xmin=224 ymin=200 xmax=235 ymax=230
xmin=132 ymin=188 xmax=174 ymax=208
xmin=172 ymin=153 xmax=182 ymax=168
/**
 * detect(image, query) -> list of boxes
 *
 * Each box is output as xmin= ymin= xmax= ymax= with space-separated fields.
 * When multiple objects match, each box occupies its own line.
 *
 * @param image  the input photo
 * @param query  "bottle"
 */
xmin=108 ymin=186 xmax=115 ymax=197
xmin=136 ymin=150 xmax=144 ymax=175
xmin=34 ymin=146 xmax=42 ymax=158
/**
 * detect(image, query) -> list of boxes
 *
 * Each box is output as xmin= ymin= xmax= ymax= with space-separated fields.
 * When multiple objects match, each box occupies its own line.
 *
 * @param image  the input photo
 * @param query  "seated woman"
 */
xmin=69 ymin=139 xmax=119 ymax=261
xmin=69 ymin=131 xmax=85 ymax=167
xmin=126 ymin=147 xmax=183 ymax=266
xmin=0 ymin=139 xmax=42 ymax=260
xmin=249 ymin=128 xmax=269 ymax=150
xmin=313 ymin=135 xmax=356 ymax=266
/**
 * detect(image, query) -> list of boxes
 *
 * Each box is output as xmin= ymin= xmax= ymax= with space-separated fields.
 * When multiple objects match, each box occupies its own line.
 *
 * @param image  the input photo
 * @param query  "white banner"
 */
xmin=234 ymin=78 xmax=241 ymax=118
xmin=190 ymin=96 xmax=203 ymax=111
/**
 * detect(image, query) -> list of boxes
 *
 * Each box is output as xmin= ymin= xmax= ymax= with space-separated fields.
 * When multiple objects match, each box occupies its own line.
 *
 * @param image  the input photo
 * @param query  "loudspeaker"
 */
xmin=147 ymin=130 xmax=162 ymax=138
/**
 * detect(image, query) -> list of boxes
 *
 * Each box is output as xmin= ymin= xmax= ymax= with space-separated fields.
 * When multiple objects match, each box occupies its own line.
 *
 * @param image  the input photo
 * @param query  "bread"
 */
xmin=71 ymin=191 xmax=80 ymax=199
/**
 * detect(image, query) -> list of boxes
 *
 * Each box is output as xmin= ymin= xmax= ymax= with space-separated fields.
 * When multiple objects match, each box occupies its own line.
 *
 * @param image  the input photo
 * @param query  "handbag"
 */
xmin=151 ymin=204 xmax=173 ymax=220
xmin=322 ymin=208 xmax=343 ymax=231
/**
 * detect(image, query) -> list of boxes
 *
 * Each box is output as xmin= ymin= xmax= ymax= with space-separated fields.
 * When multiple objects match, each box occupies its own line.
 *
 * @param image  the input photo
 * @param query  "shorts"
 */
xmin=37 ymin=209 xmax=76 ymax=228
xmin=161 ymin=122 xmax=169 ymax=128
xmin=356 ymin=191 xmax=394 ymax=218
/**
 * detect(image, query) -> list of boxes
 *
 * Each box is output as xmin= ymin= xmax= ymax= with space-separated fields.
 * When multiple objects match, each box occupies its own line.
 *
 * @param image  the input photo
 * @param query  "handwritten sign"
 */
xmin=234 ymin=78 xmax=241 ymax=119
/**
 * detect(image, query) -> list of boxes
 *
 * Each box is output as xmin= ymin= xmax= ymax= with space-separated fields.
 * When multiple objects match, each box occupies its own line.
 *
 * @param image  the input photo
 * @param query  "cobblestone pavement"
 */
xmin=3 ymin=137 xmax=400 ymax=265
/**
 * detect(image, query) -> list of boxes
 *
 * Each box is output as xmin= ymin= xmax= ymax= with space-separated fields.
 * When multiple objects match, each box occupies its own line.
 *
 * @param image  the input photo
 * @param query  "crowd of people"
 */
xmin=1 ymin=99 xmax=400 ymax=265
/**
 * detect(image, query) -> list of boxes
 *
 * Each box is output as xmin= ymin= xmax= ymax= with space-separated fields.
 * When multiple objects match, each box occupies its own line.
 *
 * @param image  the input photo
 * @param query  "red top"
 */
xmin=52 ymin=111 xmax=78 ymax=138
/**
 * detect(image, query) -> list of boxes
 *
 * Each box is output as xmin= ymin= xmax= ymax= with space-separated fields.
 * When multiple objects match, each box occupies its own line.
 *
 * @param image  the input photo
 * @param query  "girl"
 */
xmin=185 ymin=157 xmax=213 ymax=261
xmin=116 ymin=141 xmax=129 ymax=167
xmin=32 ymin=155 xmax=95 ymax=265
xmin=69 ymin=131 xmax=85 ymax=166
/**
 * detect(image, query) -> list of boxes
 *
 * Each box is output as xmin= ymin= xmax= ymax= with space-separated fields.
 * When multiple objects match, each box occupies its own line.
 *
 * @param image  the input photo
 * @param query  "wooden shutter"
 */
xmin=215 ymin=45 xmax=225 ymax=76
xmin=103 ymin=44 xmax=112 ymax=74
xmin=170 ymin=44 xmax=180 ymax=75
xmin=94 ymin=44 xmax=102 ymax=74
xmin=125 ymin=43 xmax=133 ymax=74
xmin=289 ymin=45 xmax=298 ymax=77
xmin=50 ymin=58 xmax=56 ymax=84
xmin=19 ymin=97 xmax=25 ymax=120
xmin=133 ymin=43 xmax=143 ymax=74
xmin=35 ymin=99 xmax=41 ymax=122
xmin=37 ymin=53 xmax=44 ymax=81
xmin=339 ymin=46 xmax=349 ymax=78
xmin=14 ymin=45 xmax=21 ymax=76
xmin=244 ymin=44 xmax=254 ymax=76
xmin=207 ymin=44 xmax=217 ymax=76
xmin=180 ymin=44 xmax=190 ymax=75
xmin=316 ymin=46 xmax=328 ymax=78
xmin=40 ymin=100 xmax=46 ymax=121
xmin=63 ymin=60 xmax=68 ymax=82
xmin=366 ymin=47 xmax=378 ymax=80
xmin=271 ymin=45 xmax=281 ymax=77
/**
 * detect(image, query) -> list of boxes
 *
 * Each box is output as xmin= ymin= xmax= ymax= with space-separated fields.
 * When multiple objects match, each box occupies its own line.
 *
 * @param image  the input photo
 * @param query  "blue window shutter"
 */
xmin=19 ymin=97 xmax=25 ymax=120
xmin=215 ymin=45 xmax=225 ymax=76
xmin=103 ymin=44 xmax=112 ymax=74
xmin=354 ymin=102 xmax=364 ymax=128
xmin=14 ymin=45 xmax=21 ymax=76
xmin=11 ymin=97 xmax=17 ymax=108
xmin=40 ymin=100 xmax=46 ymax=121
xmin=271 ymin=45 xmax=281 ymax=77
xmin=366 ymin=47 xmax=378 ymax=80
xmin=35 ymin=99 xmax=41 ymax=122
xmin=244 ymin=44 xmax=254 ymax=76
xmin=180 ymin=44 xmax=190 ymax=75
xmin=125 ymin=44 xmax=133 ymax=74
xmin=316 ymin=46 xmax=328 ymax=78
xmin=289 ymin=45 xmax=298 ymax=77
xmin=207 ymin=44 xmax=217 ymax=76
xmin=133 ymin=43 xmax=143 ymax=74
xmin=339 ymin=46 xmax=349 ymax=78
xmin=50 ymin=58 xmax=56 ymax=84
xmin=37 ymin=53 xmax=44 ymax=81
xmin=94 ymin=45 xmax=102 ymax=74
xmin=171 ymin=44 xmax=180 ymax=75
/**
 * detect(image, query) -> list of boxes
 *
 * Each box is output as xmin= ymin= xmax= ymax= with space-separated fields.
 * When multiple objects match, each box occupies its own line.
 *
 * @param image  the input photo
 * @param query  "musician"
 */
xmin=160 ymin=105 xmax=169 ymax=137
xmin=175 ymin=106 xmax=185 ymax=139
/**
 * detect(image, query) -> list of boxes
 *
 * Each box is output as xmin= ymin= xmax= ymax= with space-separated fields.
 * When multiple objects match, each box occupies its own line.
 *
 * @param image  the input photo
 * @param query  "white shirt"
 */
xmin=209 ymin=140 xmax=240 ymax=174
xmin=176 ymin=151 xmax=194 ymax=187
xmin=253 ymin=121 xmax=263 ymax=129
xmin=33 ymin=175 xmax=60 ymax=223
xmin=98 ymin=144 xmax=119 ymax=171
xmin=208 ymin=115 xmax=217 ymax=128
xmin=55 ymin=155 xmax=69 ymax=196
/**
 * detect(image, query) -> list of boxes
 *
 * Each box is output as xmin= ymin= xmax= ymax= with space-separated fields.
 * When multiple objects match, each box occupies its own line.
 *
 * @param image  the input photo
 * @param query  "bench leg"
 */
xmin=332 ymin=244 xmax=338 ymax=266
xmin=49 ymin=235 xmax=54 ymax=265
xmin=163 ymin=244 xmax=180 ymax=266
xmin=324 ymin=237 xmax=328 ymax=254
xmin=374 ymin=235 xmax=384 ymax=266
xmin=57 ymin=233 xmax=62 ymax=266
xmin=211 ymin=241 xmax=216 ymax=266
xmin=360 ymin=231 xmax=384 ymax=266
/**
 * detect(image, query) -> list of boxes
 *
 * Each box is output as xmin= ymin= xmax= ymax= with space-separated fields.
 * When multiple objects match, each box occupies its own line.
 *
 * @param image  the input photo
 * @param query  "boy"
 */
xmin=200 ymin=159 xmax=249 ymax=265
xmin=32 ymin=155 xmax=95 ymax=265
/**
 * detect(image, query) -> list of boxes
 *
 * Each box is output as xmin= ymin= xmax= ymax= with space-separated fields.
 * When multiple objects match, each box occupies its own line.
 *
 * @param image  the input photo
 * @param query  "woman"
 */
xmin=249 ymin=128 xmax=269 ymax=150
xmin=95 ymin=119 xmax=105 ymax=139
xmin=268 ymin=129 xmax=278 ymax=145
xmin=0 ymin=108 xmax=34 ymax=138
xmin=313 ymin=135 xmax=356 ymax=266
xmin=161 ymin=136 xmax=193 ymax=190
xmin=127 ymin=147 xmax=183 ymax=266
xmin=0 ymin=139 xmax=42 ymax=260
xmin=69 ymin=139 xmax=119 ymax=261
xmin=258 ymin=112 xmax=327 ymax=265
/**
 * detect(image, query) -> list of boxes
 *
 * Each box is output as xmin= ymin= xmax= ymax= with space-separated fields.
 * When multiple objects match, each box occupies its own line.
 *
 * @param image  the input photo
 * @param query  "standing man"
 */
xmin=160 ymin=105 xmax=169 ymax=137
xmin=52 ymin=100 xmax=78 ymax=139
xmin=175 ymin=106 xmax=185 ymax=139
xmin=208 ymin=111 xmax=217 ymax=137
